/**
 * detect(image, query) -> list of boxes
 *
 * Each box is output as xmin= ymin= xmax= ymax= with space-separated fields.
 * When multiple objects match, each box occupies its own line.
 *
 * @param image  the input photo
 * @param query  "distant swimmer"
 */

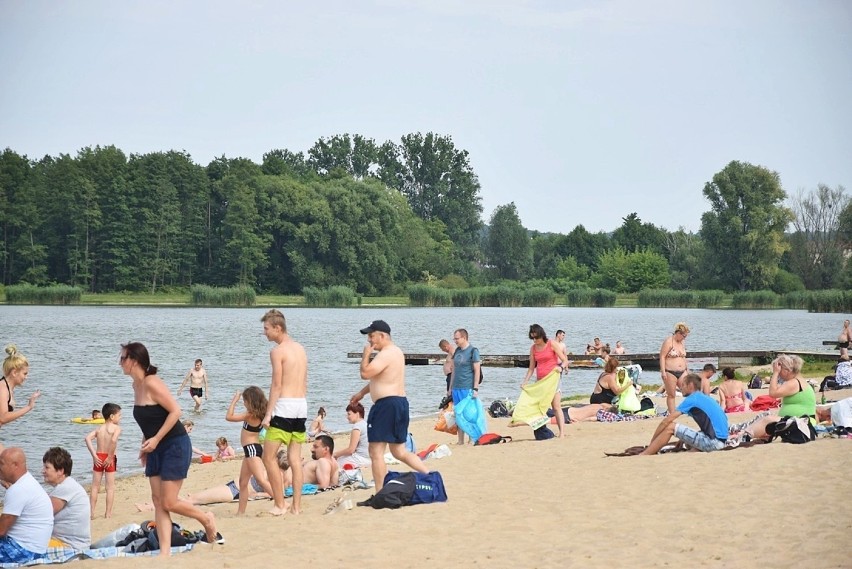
xmin=177 ymin=359 xmax=209 ymax=412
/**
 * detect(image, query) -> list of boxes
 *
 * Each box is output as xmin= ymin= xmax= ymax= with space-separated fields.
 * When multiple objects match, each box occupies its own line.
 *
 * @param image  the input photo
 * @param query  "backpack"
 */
xmin=371 ymin=474 xmax=415 ymax=509
xmin=475 ymin=433 xmax=512 ymax=445
xmin=749 ymin=374 xmax=763 ymax=389
xmin=487 ymin=400 xmax=509 ymax=418
xmin=767 ymin=416 xmax=816 ymax=444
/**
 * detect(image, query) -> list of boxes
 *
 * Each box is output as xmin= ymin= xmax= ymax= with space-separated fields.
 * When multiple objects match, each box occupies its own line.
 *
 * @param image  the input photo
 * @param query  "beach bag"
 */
xmin=749 ymin=374 xmax=763 ymax=389
xmin=475 ymin=433 xmax=512 ymax=445
xmin=372 ymin=473 xmax=415 ymax=509
xmin=434 ymin=403 xmax=458 ymax=435
xmin=145 ymin=521 xmax=202 ymax=550
xmin=488 ymin=399 xmax=509 ymax=418
xmin=767 ymin=416 xmax=816 ymax=444
xmin=384 ymin=471 xmax=448 ymax=505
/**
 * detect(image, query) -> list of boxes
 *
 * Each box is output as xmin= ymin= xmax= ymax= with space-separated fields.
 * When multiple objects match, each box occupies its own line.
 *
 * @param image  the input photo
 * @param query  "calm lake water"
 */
xmin=0 ymin=305 xmax=845 ymax=484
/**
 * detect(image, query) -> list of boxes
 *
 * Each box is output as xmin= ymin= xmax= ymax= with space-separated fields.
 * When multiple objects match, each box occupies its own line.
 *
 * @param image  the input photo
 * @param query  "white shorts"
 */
xmin=274 ymin=397 xmax=307 ymax=419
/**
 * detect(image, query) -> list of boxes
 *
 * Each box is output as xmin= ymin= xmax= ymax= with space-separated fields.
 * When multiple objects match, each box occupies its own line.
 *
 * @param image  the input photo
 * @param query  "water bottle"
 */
xmin=90 ymin=522 xmax=141 ymax=549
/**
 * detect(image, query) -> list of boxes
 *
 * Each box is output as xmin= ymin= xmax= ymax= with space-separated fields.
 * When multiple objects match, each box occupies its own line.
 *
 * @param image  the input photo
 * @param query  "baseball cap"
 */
xmin=360 ymin=320 xmax=391 ymax=334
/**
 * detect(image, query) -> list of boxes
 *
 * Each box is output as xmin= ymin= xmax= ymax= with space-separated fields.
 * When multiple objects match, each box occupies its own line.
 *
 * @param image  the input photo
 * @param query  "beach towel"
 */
xmin=284 ymin=483 xmax=319 ymax=497
xmin=0 ymin=544 xmax=196 ymax=567
xmin=510 ymin=368 xmax=561 ymax=430
xmin=750 ymin=395 xmax=781 ymax=411
xmin=453 ymin=395 xmax=488 ymax=442
xmin=616 ymin=367 xmax=641 ymax=413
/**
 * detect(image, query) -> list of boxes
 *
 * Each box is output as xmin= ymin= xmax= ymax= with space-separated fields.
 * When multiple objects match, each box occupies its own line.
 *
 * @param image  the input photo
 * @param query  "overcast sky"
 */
xmin=1 ymin=1 xmax=850 ymax=234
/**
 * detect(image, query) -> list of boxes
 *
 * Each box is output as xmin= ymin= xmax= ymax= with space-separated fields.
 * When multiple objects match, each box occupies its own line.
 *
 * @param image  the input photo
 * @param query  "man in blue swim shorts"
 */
xmin=350 ymin=320 xmax=429 ymax=496
xmin=261 ymin=309 xmax=308 ymax=516
xmin=640 ymin=373 xmax=728 ymax=455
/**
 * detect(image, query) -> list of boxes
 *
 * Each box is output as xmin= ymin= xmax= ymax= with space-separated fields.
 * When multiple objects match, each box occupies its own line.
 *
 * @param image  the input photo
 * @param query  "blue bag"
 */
xmin=383 ymin=471 xmax=448 ymax=505
xmin=405 ymin=432 xmax=416 ymax=453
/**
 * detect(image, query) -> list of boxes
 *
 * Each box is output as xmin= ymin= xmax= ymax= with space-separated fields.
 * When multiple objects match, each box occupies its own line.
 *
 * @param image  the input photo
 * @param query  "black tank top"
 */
xmin=1 ymin=377 xmax=12 ymax=412
xmin=133 ymin=404 xmax=186 ymax=440
xmin=589 ymin=376 xmax=618 ymax=405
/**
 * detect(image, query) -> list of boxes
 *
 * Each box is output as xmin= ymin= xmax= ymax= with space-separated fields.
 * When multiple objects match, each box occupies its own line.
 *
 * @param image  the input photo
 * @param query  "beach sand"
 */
xmin=86 ymin=386 xmax=852 ymax=569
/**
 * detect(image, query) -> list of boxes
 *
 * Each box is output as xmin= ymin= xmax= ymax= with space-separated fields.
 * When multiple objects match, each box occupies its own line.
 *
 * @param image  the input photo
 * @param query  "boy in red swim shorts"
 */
xmin=84 ymin=403 xmax=122 ymax=518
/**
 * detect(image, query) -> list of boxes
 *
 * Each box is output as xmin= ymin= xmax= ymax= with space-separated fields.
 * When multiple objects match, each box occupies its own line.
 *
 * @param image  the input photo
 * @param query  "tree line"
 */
xmin=0 ymin=135 xmax=849 ymax=295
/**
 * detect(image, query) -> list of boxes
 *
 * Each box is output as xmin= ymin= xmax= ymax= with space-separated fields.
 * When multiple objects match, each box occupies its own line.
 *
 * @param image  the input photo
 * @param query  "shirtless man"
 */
xmin=177 ymin=359 xmax=208 ymax=412
xmin=839 ymin=319 xmax=851 ymax=360
xmin=350 ymin=320 xmax=429 ymax=495
xmin=301 ymin=435 xmax=339 ymax=489
xmin=260 ymin=309 xmax=308 ymax=516
xmin=438 ymin=339 xmax=455 ymax=391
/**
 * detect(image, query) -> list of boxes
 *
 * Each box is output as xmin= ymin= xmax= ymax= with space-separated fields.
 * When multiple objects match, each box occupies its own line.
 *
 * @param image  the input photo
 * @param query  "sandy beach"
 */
xmin=76 ymin=385 xmax=852 ymax=569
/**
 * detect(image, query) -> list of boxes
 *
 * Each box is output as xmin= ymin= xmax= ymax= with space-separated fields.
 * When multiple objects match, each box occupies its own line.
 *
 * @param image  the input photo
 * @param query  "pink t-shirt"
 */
xmin=533 ymin=340 xmax=560 ymax=379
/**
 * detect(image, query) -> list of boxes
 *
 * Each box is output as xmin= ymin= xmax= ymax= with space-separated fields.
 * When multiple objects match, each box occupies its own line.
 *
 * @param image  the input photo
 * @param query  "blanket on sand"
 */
xmin=0 ymin=544 xmax=195 ymax=567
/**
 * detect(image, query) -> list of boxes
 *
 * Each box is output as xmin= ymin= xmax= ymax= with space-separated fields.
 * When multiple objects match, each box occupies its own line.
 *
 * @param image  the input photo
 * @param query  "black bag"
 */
xmin=766 ymin=416 xmax=816 ymax=444
xmin=371 ymin=473 xmax=415 ymax=509
xmin=749 ymin=374 xmax=762 ymax=389
xmin=533 ymin=425 xmax=555 ymax=440
xmin=488 ymin=400 xmax=509 ymax=418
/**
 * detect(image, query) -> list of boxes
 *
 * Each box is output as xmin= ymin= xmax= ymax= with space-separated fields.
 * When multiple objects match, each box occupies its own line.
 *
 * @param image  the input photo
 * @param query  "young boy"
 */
xmin=84 ymin=403 xmax=122 ymax=518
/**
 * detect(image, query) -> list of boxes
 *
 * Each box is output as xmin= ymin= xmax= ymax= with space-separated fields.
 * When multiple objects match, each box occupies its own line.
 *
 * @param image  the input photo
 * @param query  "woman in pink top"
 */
xmin=521 ymin=324 xmax=571 ymax=438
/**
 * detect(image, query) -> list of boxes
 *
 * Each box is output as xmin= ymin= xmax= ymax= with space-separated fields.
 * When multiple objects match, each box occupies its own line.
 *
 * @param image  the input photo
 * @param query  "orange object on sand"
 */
xmin=200 ymin=455 xmax=213 ymax=463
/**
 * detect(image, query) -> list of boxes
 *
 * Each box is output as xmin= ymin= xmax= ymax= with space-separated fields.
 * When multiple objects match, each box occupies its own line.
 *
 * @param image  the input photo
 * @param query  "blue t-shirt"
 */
xmin=451 ymin=345 xmax=481 ymax=390
xmin=677 ymin=391 xmax=728 ymax=441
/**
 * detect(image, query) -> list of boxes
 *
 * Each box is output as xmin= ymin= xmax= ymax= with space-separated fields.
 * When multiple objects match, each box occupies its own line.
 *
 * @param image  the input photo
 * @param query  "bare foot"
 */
xmin=202 ymin=511 xmax=221 ymax=544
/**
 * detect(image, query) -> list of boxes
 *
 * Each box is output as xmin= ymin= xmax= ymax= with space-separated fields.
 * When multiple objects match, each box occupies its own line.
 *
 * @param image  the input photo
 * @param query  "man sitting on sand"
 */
xmin=302 ymin=435 xmax=339 ymax=490
xmin=640 ymin=373 xmax=728 ymax=455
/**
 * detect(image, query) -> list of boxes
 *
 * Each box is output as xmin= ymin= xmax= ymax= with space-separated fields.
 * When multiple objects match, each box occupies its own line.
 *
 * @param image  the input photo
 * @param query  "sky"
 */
xmin=1 ymin=0 xmax=850 ymax=234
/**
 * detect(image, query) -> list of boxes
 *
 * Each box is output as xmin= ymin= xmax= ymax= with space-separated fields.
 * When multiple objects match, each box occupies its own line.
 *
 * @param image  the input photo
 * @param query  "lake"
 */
xmin=0 ymin=304 xmax=844 ymax=484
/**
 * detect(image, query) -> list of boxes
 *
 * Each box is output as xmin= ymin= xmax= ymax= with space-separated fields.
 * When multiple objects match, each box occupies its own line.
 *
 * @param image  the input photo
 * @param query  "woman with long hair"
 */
xmin=226 ymin=385 xmax=275 ymax=514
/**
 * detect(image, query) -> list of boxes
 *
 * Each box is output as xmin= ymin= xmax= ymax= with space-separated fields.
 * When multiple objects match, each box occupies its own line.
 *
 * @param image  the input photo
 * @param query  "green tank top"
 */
xmin=779 ymin=380 xmax=816 ymax=418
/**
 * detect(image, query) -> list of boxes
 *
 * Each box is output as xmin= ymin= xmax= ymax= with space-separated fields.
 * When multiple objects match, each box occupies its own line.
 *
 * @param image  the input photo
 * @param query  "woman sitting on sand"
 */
xmin=308 ymin=407 xmax=330 ymax=439
xmin=333 ymin=402 xmax=371 ymax=469
xmin=716 ymin=367 xmax=749 ymax=413
xmin=557 ymin=358 xmax=632 ymax=423
xmin=744 ymin=354 xmax=816 ymax=440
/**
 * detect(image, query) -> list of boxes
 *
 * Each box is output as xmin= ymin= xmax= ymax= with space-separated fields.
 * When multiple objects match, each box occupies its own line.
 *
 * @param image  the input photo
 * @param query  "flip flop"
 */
xmin=417 ymin=443 xmax=439 ymax=460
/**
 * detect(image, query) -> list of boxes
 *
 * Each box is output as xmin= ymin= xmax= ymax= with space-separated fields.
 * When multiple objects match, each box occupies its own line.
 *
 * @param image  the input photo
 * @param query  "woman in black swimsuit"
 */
xmin=0 ymin=344 xmax=41 ymax=451
xmin=121 ymin=341 xmax=222 ymax=554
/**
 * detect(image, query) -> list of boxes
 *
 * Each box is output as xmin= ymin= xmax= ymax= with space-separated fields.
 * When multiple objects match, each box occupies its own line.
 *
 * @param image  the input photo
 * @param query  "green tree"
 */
xmin=485 ymin=203 xmax=532 ymax=279
xmin=562 ymin=225 xmax=610 ymax=271
xmin=378 ymin=132 xmax=483 ymax=257
xmin=663 ymin=229 xmax=705 ymax=290
xmin=611 ymin=213 xmax=666 ymax=254
xmin=700 ymin=161 xmax=793 ymax=291
xmin=592 ymin=248 xmax=669 ymax=292
xmin=308 ymin=134 xmax=378 ymax=179
xmin=786 ymin=184 xmax=849 ymax=289
xmin=0 ymin=148 xmax=32 ymax=284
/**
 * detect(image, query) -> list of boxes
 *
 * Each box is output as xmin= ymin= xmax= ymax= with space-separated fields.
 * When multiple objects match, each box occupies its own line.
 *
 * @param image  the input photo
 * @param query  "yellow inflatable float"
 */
xmin=70 ymin=417 xmax=105 ymax=424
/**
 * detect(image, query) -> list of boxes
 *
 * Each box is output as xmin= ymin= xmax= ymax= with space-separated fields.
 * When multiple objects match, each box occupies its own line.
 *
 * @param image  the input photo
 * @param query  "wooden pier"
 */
xmin=347 ymin=350 xmax=841 ymax=371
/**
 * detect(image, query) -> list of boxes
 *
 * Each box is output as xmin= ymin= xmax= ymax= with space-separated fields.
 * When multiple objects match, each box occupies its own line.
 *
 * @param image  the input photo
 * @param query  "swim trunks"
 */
xmin=189 ymin=387 xmax=203 ymax=398
xmin=226 ymin=480 xmax=239 ymax=500
xmin=674 ymin=423 xmax=725 ymax=452
xmin=266 ymin=398 xmax=307 ymax=445
xmin=144 ymin=434 xmax=191 ymax=481
xmin=93 ymin=452 xmax=117 ymax=473
xmin=0 ymin=536 xmax=40 ymax=564
xmin=367 ymin=396 xmax=409 ymax=444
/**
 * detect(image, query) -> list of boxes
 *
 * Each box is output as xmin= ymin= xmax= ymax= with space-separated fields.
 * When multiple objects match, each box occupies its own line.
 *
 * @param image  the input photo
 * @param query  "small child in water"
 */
xmin=214 ymin=436 xmax=235 ymax=461
xmin=84 ymin=403 xmax=122 ymax=518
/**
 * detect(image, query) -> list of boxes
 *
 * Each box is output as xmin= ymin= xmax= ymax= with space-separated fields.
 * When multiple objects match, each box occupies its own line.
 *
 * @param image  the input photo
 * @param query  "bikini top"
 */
xmin=666 ymin=341 xmax=686 ymax=358
xmin=1 ymin=377 xmax=12 ymax=412
xmin=243 ymin=421 xmax=262 ymax=433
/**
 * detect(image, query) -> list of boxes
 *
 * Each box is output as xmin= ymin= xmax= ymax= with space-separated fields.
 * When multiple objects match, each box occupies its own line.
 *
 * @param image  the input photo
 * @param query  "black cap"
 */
xmin=360 ymin=320 xmax=391 ymax=334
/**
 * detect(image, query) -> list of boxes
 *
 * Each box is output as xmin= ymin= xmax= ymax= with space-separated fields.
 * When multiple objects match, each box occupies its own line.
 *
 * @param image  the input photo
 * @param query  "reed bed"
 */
xmin=189 ymin=285 xmax=256 ymax=306
xmin=730 ymin=290 xmax=779 ymax=309
xmin=805 ymin=289 xmax=852 ymax=313
xmin=302 ymin=285 xmax=357 ymax=307
xmin=522 ymin=287 xmax=556 ymax=307
xmin=564 ymin=288 xmax=616 ymax=307
xmin=4 ymin=284 xmax=83 ymax=305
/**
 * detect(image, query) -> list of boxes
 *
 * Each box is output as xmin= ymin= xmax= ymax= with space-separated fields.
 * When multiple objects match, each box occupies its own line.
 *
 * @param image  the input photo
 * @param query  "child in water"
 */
xmin=84 ymin=403 xmax=122 ymax=518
